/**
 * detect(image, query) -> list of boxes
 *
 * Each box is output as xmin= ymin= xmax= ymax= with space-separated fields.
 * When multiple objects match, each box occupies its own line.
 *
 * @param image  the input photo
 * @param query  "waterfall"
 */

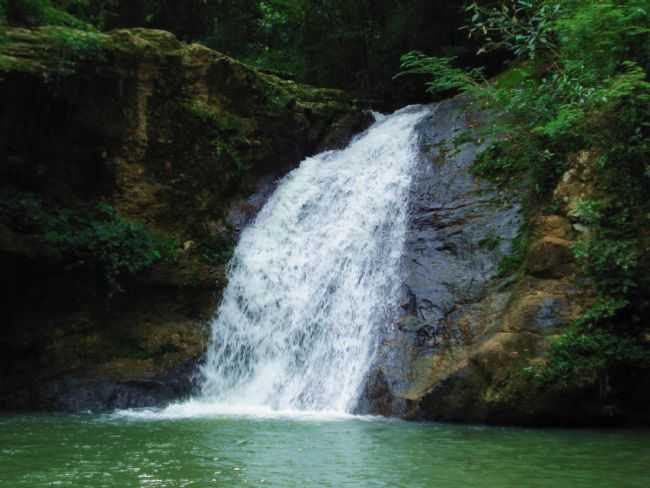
xmin=196 ymin=105 xmax=430 ymax=414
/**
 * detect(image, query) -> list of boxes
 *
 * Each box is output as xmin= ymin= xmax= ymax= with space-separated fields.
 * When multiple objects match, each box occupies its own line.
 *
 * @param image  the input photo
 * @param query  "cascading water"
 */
xmin=192 ymin=105 xmax=430 ymax=415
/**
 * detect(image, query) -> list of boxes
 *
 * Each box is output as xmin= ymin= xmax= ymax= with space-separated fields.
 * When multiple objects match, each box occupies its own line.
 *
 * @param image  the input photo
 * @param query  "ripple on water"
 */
xmin=1 ymin=414 xmax=650 ymax=488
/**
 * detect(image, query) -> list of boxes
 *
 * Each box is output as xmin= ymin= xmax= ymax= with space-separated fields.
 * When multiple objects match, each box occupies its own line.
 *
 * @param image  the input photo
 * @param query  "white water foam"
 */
xmin=111 ymin=400 xmax=375 ymax=422
xmin=121 ymin=105 xmax=430 ymax=421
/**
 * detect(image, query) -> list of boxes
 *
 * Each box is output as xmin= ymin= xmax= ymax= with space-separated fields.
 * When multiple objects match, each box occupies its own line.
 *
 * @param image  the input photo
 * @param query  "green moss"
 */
xmin=141 ymin=98 xmax=253 ymax=245
xmin=197 ymin=233 xmax=235 ymax=266
xmin=491 ymin=63 xmax=531 ymax=90
xmin=178 ymin=100 xmax=249 ymax=180
xmin=49 ymin=26 xmax=105 ymax=61
xmin=0 ymin=53 xmax=15 ymax=71
xmin=470 ymin=138 xmax=555 ymax=191
xmin=256 ymin=69 xmax=349 ymax=115
xmin=0 ymin=22 xmax=356 ymax=281
xmin=497 ymin=223 xmax=529 ymax=278
xmin=0 ymin=26 xmax=108 ymax=76
xmin=484 ymin=367 xmax=537 ymax=408
xmin=180 ymin=100 xmax=246 ymax=135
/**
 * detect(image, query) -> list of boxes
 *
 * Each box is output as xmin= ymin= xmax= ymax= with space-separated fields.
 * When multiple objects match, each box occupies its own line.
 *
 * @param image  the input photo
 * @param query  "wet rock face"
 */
xmin=401 ymin=98 xmax=520 ymax=340
xmin=361 ymin=101 xmax=635 ymax=425
xmin=361 ymin=96 xmax=522 ymax=415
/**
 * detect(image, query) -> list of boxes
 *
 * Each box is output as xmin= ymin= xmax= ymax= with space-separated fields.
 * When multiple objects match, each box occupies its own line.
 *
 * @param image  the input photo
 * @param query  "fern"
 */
xmin=395 ymin=52 xmax=484 ymax=96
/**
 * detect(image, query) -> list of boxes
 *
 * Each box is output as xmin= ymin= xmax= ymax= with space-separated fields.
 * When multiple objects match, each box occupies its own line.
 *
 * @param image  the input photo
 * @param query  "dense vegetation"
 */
xmin=0 ymin=189 xmax=178 ymax=293
xmin=2 ymin=0 xmax=497 ymax=104
xmin=401 ymin=0 xmax=650 ymax=392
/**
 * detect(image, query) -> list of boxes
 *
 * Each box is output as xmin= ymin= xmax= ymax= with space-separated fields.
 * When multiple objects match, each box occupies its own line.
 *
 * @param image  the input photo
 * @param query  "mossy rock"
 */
xmin=0 ymin=25 xmax=364 ymax=412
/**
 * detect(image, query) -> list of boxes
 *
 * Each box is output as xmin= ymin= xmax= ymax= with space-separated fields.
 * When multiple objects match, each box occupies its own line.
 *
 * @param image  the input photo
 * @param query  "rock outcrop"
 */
xmin=0 ymin=26 xmax=367 ymax=411
xmin=362 ymin=96 xmax=645 ymax=426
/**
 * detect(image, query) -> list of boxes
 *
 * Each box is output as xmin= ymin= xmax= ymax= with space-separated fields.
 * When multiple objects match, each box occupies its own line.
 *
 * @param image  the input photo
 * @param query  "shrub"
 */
xmin=395 ymin=52 xmax=484 ymax=97
xmin=464 ymin=0 xmax=562 ymax=60
xmin=531 ymin=326 xmax=650 ymax=386
xmin=0 ymin=190 xmax=178 ymax=292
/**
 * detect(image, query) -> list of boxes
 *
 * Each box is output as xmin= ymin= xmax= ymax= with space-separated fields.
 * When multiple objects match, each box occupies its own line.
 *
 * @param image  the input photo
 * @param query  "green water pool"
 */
xmin=1 ymin=412 xmax=649 ymax=487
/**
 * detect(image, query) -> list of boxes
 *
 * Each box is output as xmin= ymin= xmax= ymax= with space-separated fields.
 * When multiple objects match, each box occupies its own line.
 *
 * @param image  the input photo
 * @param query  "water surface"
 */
xmin=2 ymin=413 xmax=649 ymax=487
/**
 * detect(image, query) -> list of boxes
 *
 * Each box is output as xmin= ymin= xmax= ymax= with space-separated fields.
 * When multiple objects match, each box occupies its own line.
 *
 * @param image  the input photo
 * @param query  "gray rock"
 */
xmin=359 ymin=96 xmax=522 ymax=414
xmin=47 ymin=359 xmax=201 ymax=413
xmin=535 ymin=298 xmax=568 ymax=330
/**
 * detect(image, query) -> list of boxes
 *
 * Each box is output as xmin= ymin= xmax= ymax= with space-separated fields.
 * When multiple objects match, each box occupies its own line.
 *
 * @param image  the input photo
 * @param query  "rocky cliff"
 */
xmin=2 ymin=26 xmax=647 ymax=425
xmin=362 ymin=96 xmax=650 ymax=426
xmin=0 ymin=26 xmax=368 ymax=410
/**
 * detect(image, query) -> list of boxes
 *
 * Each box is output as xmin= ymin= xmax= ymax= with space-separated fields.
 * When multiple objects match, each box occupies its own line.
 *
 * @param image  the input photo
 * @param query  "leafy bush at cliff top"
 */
xmin=0 ymin=190 xmax=179 ymax=292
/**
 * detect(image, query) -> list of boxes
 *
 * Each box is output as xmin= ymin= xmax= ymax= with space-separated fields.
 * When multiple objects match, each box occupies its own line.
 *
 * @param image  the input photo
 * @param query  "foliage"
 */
xmin=6 ymin=0 xmax=487 ymax=101
xmin=523 ymin=293 xmax=650 ymax=386
xmin=573 ymin=296 xmax=630 ymax=329
xmin=198 ymin=234 xmax=235 ymax=266
xmin=464 ymin=0 xmax=562 ymax=60
xmin=0 ymin=189 xmax=178 ymax=292
xmin=8 ymin=0 xmax=92 ymax=29
xmin=287 ymin=0 xmax=488 ymax=98
xmin=530 ymin=325 xmax=650 ymax=386
xmin=396 ymin=52 xmax=484 ymax=97
xmin=402 ymin=0 xmax=650 ymax=386
xmin=568 ymin=198 xmax=604 ymax=225
xmin=573 ymin=238 xmax=639 ymax=295
xmin=568 ymin=196 xmax=644 ymax=298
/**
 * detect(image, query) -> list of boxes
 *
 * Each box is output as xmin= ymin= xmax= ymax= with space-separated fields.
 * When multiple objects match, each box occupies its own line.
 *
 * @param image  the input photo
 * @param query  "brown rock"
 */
xmin=527 ymin=236 xmax=574 ymax=278
xmin=534 ymin=215 xmax=573 ymax=240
